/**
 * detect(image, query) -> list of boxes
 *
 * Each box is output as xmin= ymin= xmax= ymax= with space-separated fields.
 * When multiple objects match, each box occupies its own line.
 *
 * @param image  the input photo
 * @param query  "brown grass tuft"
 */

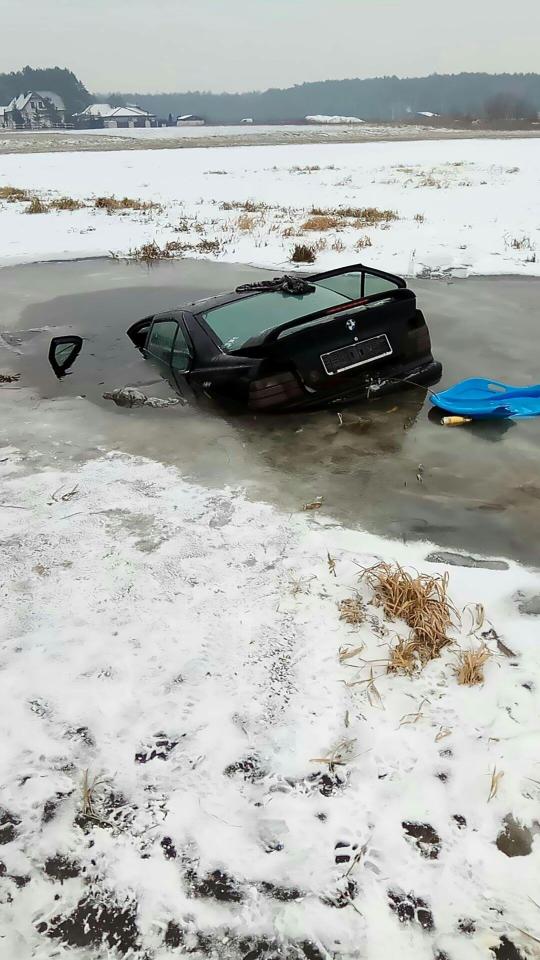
xmin=50 ymin=196 xmax=86 ymax=211
xmin=354 ymin=235 xmax=373 ymax=250
xmin=197 ymin=237 xmax=221 ymax=254
xmin=301 ymin=215 xmax=341 ymax=232
xmin=363 ymin=562 xmax=456 ymax=669
xmin=237 ymin=213 xmax=257 ymax=232
xmin=338 ymin=597 xmax=366 ymax=625
xmin=510 ymin=236 xmax=533 ymax=251
xmin=0 ymin=185 xmax=30 ymax=202
xmin=127 ymin=236 xmax=221 ymax=262
xmin=219 ymin=199 xmax=268 ymax=212
xmin=290 ymin=243 xmax=316 ymax=264
xmin=388 ymin=637 xmax=420 ymax=675
xmin=310 ymin=205 xmax=398 ymax=224
xmin=25 ymin=196 xmax=49 ymax=214
xmin=94 ymin=195 xmax=161 ymax=213
xmin=454 ymin=644 xmax=492 ymax=685
xmin=414 ymin=213 xmax=426 ymax=223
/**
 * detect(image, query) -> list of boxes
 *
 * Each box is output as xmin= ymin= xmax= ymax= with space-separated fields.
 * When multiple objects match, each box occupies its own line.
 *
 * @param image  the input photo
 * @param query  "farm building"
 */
xmin=0 ymin=91 xmax=66 ymax=129
xmin=176 ymin=114 xmax=205 ymax=126
xmin=74 ymin=103 xmax=157 ymax=129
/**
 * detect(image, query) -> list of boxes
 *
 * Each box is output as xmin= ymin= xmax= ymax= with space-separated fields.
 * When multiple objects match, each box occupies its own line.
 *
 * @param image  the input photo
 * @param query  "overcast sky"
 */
xmin=2 ymin=0 xmax=539 ymax=93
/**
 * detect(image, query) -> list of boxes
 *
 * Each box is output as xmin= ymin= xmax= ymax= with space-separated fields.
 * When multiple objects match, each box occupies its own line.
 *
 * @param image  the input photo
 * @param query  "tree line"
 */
xmin=105 ymin=72 xmax=540 ymax=122
xmin=1 ymin=67 xmax=539 ymax=123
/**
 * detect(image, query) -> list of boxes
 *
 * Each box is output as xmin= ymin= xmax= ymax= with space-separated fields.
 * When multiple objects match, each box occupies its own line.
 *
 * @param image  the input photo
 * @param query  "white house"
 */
xmin=240 ymin=117 xmax=254 ymax=124
xmin=74 ymin=103 xmax=156 ymax=129
xmin=1 ymin=91 xmax=66 ymax=129
xmin=176 ymin=114 xmax=205 ymax=126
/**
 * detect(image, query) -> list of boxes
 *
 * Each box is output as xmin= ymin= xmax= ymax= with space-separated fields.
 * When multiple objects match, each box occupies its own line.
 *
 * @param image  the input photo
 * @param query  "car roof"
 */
xmin=183 ymin=288 xmax=264 ymax=314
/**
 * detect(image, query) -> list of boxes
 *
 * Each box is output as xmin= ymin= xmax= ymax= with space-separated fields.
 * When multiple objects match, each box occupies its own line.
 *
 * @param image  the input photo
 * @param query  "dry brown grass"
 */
xmin=94 ymin=195 xmax=161 ymax=213
xmin=354 ymin=235 xmax=373 ymax=250
xmin=417 ymin=175 xmax=443 ymax=189
xmin=510 ymin=236 xmax=533 ymax=251
xmin=310 ymin=205 xmax=398 ymax=225
xmin=388 ymin=637 xmax=420 ymax=675
xmin=237 ymin=213 xmax=257 ymax=232
xmin=414 ymin=213 xmax=426 ymax=223
xmin=487 ymin=766 xmax=504 ymax=802
xmin=338 ymin=597 xmax=366 ymax=625
xmin=362 ymin=562 xmax=456 ymax=670
xmin=301 ymin=214 xmax=341 ymax=232
xmin=219 ymin=199 xmax=268 ymax=212
xmin=50 ymin=196 xmax=86 ymax=211
xmin=290 ymin=243 xmax=316 ymax=264
xmin=25 ymin=196 xmax=49 ymax=214
xmin=197 ymin=237 xmax=221 ymax=254
xmin=454 ymin=644 xmax=492 ymax=685
xmin=0 ymin=186 xmax=30 ymax=202
xmin=127 ymin=235 xmax=221 ymax=262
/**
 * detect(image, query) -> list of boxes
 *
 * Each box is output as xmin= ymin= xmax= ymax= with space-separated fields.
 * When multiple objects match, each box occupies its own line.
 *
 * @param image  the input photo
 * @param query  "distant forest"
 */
xmin=2 ymin=67 xmax=540 ymax=122
xmin=104 ymin=73 xmax=540 ymax=122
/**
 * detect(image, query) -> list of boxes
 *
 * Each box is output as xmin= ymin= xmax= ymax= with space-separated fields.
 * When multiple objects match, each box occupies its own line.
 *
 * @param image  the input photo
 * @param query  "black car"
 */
xmin=50 ymin=263 xmax=442 ymax=411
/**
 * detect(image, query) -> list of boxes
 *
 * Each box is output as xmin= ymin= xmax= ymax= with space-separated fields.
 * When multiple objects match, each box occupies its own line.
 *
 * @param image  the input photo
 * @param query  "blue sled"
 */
xmin=431 ymin=378 xmax=540 ymax=419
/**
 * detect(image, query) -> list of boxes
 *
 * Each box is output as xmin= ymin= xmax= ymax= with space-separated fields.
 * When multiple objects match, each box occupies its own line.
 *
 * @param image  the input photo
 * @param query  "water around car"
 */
xmin=1 ymin=257 xmax=539 ymax=564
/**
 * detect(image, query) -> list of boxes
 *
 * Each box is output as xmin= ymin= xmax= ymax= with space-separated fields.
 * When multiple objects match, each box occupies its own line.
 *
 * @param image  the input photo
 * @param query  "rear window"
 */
xmin=200 ymin=284 xmax=351 ymax=350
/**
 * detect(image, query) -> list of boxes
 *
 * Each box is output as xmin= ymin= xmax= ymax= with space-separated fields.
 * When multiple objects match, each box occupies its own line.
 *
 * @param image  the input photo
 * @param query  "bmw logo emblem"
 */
xmin=346 ymin=318 xmax=356 ymax=332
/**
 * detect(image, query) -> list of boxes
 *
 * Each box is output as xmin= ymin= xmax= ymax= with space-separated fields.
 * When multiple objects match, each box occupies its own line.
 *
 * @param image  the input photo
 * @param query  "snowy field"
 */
xmin=0 ymin=137 xmax=539 ymax=276
xmin=1 ymin=442 xmax=540 ymax=960
xmin=3 ymin=123 xmax=537 ymax=156
xmin=1 ymin=135 xmax=540 ymax=959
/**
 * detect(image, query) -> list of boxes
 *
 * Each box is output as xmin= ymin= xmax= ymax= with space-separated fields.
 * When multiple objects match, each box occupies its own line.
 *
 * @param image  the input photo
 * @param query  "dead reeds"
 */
xmin=301 ymin=215 xmax=341 ymax=232
xmin=362 ymin=562 xmax=456 ymax=672
xmin=0 ymin=186 xmax=30 ymax=202
xmin=338 ymin=597 xmax=366 ymax=625
xmin=454 ymin=644 xmax=492 ymax=685
xmin=94 ymin=195 xmax=161 ymax=213
xmin=25 ymin=196 xmax=49 ymax=214
xmin=50 ymin=196 xmax=86 ymax=211
xmin=290 ymin=243 xmax=316 ymax=264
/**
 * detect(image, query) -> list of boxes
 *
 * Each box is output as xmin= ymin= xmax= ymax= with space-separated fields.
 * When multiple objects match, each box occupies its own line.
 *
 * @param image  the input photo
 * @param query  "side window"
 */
xmin=171 ymin=323 xmax=193 ymax=374
xmin=363 ymin=273 xmax=400 ymax=297
xmin=316 ymin=270 xmax=362 ymax=300
xmin=146 ymin=319 xmax=178 ymax=363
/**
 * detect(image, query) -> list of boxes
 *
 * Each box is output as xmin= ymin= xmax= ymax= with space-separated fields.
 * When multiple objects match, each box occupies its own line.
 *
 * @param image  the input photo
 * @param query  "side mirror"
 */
xmin=48 ymin=336 xmax=83 ymax=378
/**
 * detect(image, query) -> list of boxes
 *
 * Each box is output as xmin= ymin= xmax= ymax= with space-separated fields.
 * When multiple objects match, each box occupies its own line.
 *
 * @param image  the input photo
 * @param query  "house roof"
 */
xmin=78 ymin=103 xmax=113 ymax=117
xmin=177 ymin=114 xmax=204 ymax=121
xmin=37 ymin=91 xmax=66 ymax=111
xmin=8 ymin=90 xmax=65 ymax=112
xmin=74 ymin=103 xmax=154 ymax=120
xmin=109 ymin=106 xmax=152 ymax=118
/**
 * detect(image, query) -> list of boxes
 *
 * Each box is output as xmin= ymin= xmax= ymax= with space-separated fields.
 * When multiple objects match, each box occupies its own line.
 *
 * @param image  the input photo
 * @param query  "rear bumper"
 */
xmin=250 ymin=357 xmax=442 ymax=412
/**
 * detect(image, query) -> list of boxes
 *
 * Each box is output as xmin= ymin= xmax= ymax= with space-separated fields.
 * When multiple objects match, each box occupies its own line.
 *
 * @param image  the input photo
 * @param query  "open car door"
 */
xmin=48 ymin=336 xmax=83 ymax=378
xmin=127 ymin=316 xmax=154 ymax=351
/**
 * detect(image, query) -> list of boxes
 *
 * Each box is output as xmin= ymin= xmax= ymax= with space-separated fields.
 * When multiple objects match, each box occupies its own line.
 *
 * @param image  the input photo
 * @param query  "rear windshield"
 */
xmin=200 ymin=284 xmax=352 ymax=350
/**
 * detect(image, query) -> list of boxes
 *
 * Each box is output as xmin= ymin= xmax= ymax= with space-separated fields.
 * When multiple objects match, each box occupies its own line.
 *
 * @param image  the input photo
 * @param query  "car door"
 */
xmin=144 ymin=314 xmax=194 ymax=398
xmin=48 ymin=336 xmax=83 ymax=377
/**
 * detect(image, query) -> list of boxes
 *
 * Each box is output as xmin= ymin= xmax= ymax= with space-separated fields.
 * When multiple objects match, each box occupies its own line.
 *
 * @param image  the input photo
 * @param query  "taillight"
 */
xmin=249 ymin=370 xmax=304 ymax=410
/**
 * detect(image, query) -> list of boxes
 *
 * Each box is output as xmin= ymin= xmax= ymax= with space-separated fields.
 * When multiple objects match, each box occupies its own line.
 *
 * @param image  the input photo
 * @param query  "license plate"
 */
xmin=321 ymin=334 xmax=392 ymax=376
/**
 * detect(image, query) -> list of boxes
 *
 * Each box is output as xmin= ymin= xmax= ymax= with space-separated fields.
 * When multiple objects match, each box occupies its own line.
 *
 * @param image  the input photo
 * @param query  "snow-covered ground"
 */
xmin=0 ymin=138 xmax=539 ymax=276
xmin=1 ymin=443 xmax=539 ymax=960
xmin=1 ymin=136 xmax=540 ymax=959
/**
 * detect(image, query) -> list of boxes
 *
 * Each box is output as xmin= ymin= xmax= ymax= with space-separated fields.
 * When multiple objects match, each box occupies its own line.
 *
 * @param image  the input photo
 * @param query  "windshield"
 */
xmin=200 ymin=284 xmax=352 ymax=350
